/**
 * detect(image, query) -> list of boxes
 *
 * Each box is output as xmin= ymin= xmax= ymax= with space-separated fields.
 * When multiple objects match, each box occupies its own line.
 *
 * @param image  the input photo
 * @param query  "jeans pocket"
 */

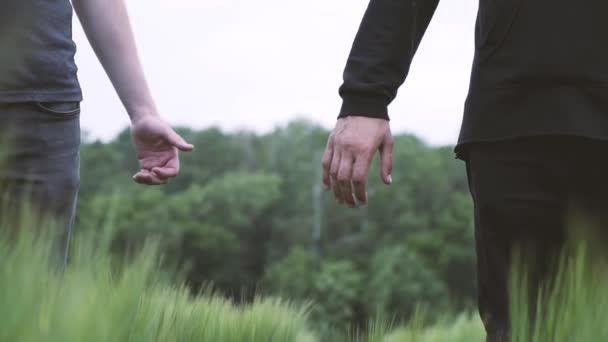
xmin=35 ymin=102 xmax=81 ymax=118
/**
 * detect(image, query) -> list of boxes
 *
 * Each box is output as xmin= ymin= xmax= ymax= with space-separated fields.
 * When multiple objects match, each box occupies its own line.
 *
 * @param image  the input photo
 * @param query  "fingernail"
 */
xmin=388 ymin=175 xmax=393 ymax=184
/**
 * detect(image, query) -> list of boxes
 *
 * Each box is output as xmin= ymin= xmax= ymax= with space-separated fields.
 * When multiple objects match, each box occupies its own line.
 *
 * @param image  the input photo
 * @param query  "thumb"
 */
xmin=379 ymin=135 xmax=393 ymax=185
xmin=165 ymin=129 xmax=194 ymax=151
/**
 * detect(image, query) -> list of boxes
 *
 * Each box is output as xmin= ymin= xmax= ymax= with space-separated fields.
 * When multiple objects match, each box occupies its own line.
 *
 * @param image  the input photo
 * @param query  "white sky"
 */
xmin=73 ymin=0 xmax=478 ymax=146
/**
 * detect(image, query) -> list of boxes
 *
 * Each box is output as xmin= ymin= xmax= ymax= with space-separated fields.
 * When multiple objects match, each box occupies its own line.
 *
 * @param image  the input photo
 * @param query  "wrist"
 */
xmin=127 ymin=103 xmax=159 ymax=124
xmin=339 ymin=95 xmax=390 ymax=121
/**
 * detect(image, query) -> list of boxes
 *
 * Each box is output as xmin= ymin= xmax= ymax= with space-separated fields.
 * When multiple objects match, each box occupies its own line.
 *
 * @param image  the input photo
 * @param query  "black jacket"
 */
xmin=339 ymin=0 xmax=608 ymax=155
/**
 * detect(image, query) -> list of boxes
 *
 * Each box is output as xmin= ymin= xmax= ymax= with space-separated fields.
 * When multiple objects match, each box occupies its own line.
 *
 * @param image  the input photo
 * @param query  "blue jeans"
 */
xmin=0 ymin=102 xmax=80 ymax=269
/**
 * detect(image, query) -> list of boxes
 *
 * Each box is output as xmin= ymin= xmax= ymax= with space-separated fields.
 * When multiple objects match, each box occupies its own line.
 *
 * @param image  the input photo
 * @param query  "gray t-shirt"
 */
xmin=0 ymin=0 xmax=82 ymax=103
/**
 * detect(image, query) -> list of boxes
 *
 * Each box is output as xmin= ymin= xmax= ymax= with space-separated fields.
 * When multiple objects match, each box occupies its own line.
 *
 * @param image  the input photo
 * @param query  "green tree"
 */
xmin=366 ymin=245 xmax=449 ymax=321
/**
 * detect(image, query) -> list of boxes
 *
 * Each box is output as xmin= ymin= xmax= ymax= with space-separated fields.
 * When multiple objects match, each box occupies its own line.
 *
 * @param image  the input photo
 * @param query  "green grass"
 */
xmin=509 ymin=232 xmax=608 ymax=342
xmin=0 ymin=213 xmax=487 ymax=342
xmin=7 ymin=213 xmax=608 ymax=341
xmin=381 ymin=231 xmax=608 ymax=342
xmin=385 ymin=313 xmax=484 ymax=342
xmin=0 ymin=218 xmax=315 ymax=342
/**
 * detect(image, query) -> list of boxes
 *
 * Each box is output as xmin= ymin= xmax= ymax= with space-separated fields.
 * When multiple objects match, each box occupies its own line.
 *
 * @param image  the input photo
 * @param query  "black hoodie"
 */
xmin=338 ymin=0 xmax=608 ymax=157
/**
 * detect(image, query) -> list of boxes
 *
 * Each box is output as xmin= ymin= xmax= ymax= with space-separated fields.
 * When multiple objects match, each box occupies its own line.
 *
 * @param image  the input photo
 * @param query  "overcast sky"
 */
xmin=73 ymin=0 xmax=478 ymax=146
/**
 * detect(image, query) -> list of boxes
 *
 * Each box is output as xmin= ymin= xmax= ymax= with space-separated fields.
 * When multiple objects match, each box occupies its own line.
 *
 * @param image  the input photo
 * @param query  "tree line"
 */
xmin=76 ymin=119 xmax=476 ymax=332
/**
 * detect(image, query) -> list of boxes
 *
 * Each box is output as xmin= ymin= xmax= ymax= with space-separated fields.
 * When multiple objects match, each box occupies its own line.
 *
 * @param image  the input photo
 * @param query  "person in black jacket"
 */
xmin=321 ymin=0 xmax=608 ymax=340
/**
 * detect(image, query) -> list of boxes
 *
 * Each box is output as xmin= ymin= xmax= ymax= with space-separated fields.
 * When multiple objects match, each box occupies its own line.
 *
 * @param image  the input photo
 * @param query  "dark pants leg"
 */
xmin=465 ymin=137 xmax=580 ymax=341
xmin=466 ymin=136 xmax=608 ymax=341
xmin=0 ymin=102 xmax=80 ymax=269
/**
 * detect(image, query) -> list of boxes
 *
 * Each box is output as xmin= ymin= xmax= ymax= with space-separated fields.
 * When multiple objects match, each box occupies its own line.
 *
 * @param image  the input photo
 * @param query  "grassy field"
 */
xmin=508 ymin=231 xmax=608 ymax=342
xmin=385 ymin=313 xmax=484 ymax=342
xmin=0 ymin=220 xmax=318 ymax=342
xmin=0 ymin=213 xmax=487 ymax=342
xmin=3 ymin=216 xmax=608 ymax=341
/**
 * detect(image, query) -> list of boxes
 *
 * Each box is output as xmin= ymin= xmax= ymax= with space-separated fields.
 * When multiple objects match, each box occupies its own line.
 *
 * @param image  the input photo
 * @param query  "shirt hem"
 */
xmin=455 ymin=132 xmax=608 ymax=161
xmin=0 ymin=90 xmax=83 ymax=104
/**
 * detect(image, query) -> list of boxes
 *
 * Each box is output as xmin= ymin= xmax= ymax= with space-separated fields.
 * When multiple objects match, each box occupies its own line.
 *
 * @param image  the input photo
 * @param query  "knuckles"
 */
xmin=329 ymin=165 xmax=339 ymax=177
xmin=334 ymin=136 xmax=372 ymax=155
xmin=351 ymin=174 xmax=366 ymax=183
xmin=337 ymin=174 xmax=350 ymax=182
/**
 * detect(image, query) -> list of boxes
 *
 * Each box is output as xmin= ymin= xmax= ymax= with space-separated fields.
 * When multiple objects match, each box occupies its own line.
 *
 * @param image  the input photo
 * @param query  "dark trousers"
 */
xmin=465 ymin=136 xmax=608 ymax=341
xmin=0 ymin=102 xmax=80 ymax=268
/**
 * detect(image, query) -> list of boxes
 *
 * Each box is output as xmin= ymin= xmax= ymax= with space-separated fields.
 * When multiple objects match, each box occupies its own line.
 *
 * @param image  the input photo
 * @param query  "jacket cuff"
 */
xmin=338 ymin=94 xmax=390 ymax=121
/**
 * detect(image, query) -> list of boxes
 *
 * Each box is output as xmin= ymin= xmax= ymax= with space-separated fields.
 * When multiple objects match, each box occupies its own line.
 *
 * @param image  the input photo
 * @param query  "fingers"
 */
xmin=133 ymin=169 xmax=167 ymax=185
xmin=330 ymin=150 xmax=343 ymax=203
xmin=380 ymin=135 xmax=394 ymax=185
xmin=321 ymin=138 xmax=334 ymax=190
xmin=134 ymin=155 xmax=179 ymax=185
xmin=322 ymin=117 xmax=393 ymax=206
xmin=323 ymin=130 xmax=374 ymax=207
xmin=151 ymin=151 xmax=181 ymax=179
xmin=131 ymin=118 xmax=190 ymax=185
xmin=352 ymin=155 xmax=372 ymax=205
xmin=330 ymin=151 xmax=371 ymax=208
xmin=337 ymin=153 xmax=355 ymax=207
xmin=166 ymin=129 xmax=194 ymax=152
xmin=134 ymin=167 xmax=176 ymax=185
xmin=152 ymin=166 xmax=178 ymax=179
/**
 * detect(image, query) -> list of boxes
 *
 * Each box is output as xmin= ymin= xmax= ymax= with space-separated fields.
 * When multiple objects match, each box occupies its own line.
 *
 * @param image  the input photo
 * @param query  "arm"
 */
xmin=339 ymin=0 xmax=440 ymax=120
xmin=73 ymin=0 xmax=193 ymax=185
xmin=322 ymin=0 xmax=439 ymax=207
xmin=72 ymin=0 xmax=157 ymax=122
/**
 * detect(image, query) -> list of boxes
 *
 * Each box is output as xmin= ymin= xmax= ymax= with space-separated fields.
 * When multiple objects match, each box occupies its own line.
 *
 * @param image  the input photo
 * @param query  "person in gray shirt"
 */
xmin=0 ymin=0 xmax=193 ymax=267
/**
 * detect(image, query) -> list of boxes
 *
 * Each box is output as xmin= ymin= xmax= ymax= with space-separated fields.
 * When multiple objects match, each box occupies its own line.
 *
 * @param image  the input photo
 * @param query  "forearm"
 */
xmin=73 ymin=0 xmax=156 ymax=122
xmin=339 ymin=0 xmax=439 ymax=120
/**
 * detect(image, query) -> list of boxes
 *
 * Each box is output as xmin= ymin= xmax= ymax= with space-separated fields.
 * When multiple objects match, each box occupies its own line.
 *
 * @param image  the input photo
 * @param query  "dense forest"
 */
xmin=76 ymin=119 xmax=476 ymax=333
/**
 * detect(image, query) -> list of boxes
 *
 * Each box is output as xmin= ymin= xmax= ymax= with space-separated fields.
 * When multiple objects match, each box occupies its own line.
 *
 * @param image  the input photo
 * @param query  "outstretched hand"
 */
xmin=130 ymin=115 xmax=194 ymax=185
xmin=321 ymin=116 xmax=393 ymax=207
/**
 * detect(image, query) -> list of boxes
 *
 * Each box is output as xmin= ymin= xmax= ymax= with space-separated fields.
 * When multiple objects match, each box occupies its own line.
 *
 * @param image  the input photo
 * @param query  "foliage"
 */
xmin=366 ymin=245 xmax=449 ymax=321
xmin=509 ymin=225 xmax=608 ymax=342
xmin=77 ymin=120 xmax=476 ymax=333
xmin=9 ymin=120 xmax=608 ymax=341
xmin=386 ymin=313 xmax=485 ymax=342
xmin=0 ymin=220 xmax=315 ymax=342
xmin=311 ymin=260 xmax=363 ymax=330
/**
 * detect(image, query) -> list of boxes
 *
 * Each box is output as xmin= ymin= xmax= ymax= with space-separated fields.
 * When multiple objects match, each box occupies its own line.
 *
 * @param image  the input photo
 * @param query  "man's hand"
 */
xmin=322 ymin=116 xmax=393 ymax=207
xmin=131 ymin=115 xmax=194 ymax=185
xmin=74 ymin=0 xmax=193 ymax=186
